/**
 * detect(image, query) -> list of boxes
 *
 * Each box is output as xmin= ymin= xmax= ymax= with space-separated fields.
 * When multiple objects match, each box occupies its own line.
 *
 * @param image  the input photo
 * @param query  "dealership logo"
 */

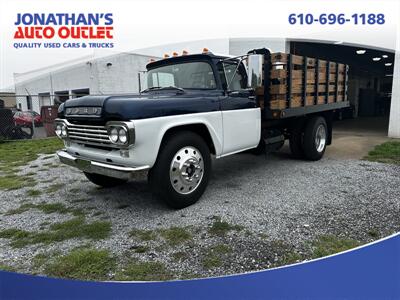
xmin=13 ymin=13 xmax=114 ymax=49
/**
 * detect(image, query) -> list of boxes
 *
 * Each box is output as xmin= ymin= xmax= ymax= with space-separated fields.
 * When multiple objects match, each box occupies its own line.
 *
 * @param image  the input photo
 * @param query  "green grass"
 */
xmin=160 ymin=227 xmax=192 ymax=246
xmin=0 ymin=138 xmax=62 ymax=190
xmin=115 ymin=261 xmax=172 ymax=281
xmin=0 ymin=174 xmax=36 ymax=190
xmin=32 ymin=253 xmax=48 ymax=269
xmin=0 ymin=228 xmax=30 ymax=239
xmin=4 ymin=203 xmax=36 ymax=215
xmin=46 ymin=183 xmax=65 ymax=193
xmin=0 ymin=217 xmax=111 ymax=248
xmin=172 ymin=251 xmax=189 ymax=262
xmin=26 ymin=189 xmax=42 ymax=197
xmin=202 ymin=244 xmax=232 ymax=269
xmin=0 ymin=138 xmax=63 ymax=171
xmin=202 ymin=255 xmax=222 ymax=269
xmin=44 ymin=248 xmax=115 ymax=280
xmin=0 ymin=262 xmax=15 ymax=272
xmin=281 ymin=252 xmax=304 ymax=265
xmin=364 ymin=141 xmax=400 ymax=164
xmin=70 ymin=198 xmax=88 ymax=203
xmin=129 ymin=229 xmax=157 ymax=241
xmin=208 ymin=217 xmax=244 ymax=237
xmin=312 ymin=235 xmax=360 ymax=258
xmin=5 ymin=202 xmax=85 ymax=217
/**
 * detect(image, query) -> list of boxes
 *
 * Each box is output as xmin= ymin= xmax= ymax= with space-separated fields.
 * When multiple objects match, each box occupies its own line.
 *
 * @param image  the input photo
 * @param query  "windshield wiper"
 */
xmin=141 ymin=86 xmax=185 ymax=94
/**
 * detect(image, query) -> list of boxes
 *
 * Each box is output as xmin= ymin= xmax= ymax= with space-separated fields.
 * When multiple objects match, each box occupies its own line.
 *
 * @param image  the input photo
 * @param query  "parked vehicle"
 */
xmin=13 ymin=111 xmax=42 ymax=127
xmin=55 ymin=48 xmax=349 ymax=208
xmin=0 ymin=109 xmax=33 ymax=140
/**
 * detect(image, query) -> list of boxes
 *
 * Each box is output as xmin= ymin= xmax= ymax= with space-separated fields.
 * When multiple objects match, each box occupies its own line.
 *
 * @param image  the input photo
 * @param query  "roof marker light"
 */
xmin=163 ymin=54 xmax=170 ymax=58
xmin=172 ymin=51 xmax=179 ymax=57
xmin=149 ymin=58 xmax=156 ymax=63
xmin=202 ymin=47 xmax=209 ymax=53
xmin=182 ymin=50 xmax=188 ymax=56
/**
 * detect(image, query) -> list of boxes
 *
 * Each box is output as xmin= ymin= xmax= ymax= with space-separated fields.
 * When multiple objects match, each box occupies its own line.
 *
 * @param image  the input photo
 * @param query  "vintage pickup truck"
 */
xmin=55 ymin=48 xmax=349 ymax=208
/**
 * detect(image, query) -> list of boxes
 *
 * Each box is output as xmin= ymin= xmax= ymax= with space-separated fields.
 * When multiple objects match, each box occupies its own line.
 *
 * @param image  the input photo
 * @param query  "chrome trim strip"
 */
xmin=68 ymin=135 xmax=112 ymax=143
xmin=67 ymin=127 xmax=108 ymax=133
xmin=68 ymin=131 xmax=110 ymax=138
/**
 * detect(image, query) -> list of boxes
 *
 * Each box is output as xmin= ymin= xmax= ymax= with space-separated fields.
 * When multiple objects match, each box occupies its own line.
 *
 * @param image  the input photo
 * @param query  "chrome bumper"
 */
xmin=57 ymin=150 xmax=149 ymax=180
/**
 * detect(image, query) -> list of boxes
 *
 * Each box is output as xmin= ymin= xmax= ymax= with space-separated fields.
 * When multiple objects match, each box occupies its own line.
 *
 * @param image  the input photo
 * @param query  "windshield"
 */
xmin=146 ymin=62 xmax=216 ymax=90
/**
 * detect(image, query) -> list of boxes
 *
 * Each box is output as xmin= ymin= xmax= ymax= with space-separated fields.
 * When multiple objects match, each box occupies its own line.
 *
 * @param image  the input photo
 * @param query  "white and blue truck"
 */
xmin=55 ymin=48 xmax=349 ymax=208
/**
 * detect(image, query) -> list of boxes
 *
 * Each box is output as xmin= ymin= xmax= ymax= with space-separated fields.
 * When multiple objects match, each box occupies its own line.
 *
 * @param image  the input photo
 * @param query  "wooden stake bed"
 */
xmin=259 ymin=52 xmax=349 ymax=119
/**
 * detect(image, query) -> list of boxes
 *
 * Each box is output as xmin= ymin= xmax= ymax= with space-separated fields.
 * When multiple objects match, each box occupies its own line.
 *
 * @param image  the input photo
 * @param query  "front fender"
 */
xmin=130 ymin=112 xmax=223 ymax=168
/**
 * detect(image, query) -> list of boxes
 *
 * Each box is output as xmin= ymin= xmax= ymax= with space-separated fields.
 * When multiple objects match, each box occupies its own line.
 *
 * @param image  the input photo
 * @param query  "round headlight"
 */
xmin=110 ymin=127 xmax=119 ymax=143
xmin=118 ymin=128 xmax=127 ymax=144
xmin=55 ymin=124 xmax=62 ymax=137
xmin=61 ymin=125 xmax=67 ymax=137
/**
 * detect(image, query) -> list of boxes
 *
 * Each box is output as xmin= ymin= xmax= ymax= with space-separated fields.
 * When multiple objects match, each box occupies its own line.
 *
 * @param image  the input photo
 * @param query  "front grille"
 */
xmin=67 ymin=123 xmax=114 ymax=147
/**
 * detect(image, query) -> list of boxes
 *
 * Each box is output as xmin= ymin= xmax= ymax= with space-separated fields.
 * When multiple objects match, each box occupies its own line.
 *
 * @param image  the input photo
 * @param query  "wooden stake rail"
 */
xmin=262 ymin=52 xmax=348 ymax=110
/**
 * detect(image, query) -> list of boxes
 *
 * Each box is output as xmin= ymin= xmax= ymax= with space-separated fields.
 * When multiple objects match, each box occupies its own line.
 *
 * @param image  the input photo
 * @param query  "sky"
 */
xmin=0 ymin=0 xmax=398 ymax=90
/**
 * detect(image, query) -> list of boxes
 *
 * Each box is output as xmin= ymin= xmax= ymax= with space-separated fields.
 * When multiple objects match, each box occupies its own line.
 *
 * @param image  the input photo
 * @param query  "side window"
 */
xmin=223 ymin=62 xmax=247 ymax=91
xmin=152 ymin=72 xmax=175 ymax=87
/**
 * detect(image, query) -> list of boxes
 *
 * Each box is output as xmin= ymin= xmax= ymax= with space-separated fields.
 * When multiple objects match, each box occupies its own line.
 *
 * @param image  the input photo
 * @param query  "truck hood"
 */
xmin=62 ymin=91 xmax=222 ymax=122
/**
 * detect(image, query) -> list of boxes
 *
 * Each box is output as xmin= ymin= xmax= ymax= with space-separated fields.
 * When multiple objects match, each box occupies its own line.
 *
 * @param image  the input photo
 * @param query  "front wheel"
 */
xmin=148 ymin=131 xmax=211 ymax=209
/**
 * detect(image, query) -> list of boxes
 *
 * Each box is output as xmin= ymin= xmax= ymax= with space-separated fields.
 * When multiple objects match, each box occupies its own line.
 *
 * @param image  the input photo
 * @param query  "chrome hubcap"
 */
xmin=315 ymin=124 xmax=326 ymax=153
xmin=170 ymin=146 xmax=204 ymax=195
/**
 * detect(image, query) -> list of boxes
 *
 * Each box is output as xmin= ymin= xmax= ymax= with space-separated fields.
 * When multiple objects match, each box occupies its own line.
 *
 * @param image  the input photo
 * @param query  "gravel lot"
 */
xmin=0 ymin=148 xmax=399 ymax=280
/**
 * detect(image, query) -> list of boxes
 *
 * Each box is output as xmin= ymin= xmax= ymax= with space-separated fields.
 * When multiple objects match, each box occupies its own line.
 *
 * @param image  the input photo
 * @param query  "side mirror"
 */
xmin=247 ymin=54 xmax=264 ymax=90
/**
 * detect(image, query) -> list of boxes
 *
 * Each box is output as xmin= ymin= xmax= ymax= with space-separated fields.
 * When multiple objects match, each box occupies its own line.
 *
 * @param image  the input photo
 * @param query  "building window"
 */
xmin=54 ymin=91 xmax=70 ymax=105
xmin=71 ymin=88 xmax=90 ymax=98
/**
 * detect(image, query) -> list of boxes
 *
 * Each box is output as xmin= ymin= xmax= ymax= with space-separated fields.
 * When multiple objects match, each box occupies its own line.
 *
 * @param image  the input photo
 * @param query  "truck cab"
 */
xmin=56 ymin=48 xmax=348 ymax=208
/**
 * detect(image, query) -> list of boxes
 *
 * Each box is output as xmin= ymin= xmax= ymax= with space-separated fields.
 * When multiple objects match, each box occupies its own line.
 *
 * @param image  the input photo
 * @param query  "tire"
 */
xmin=84 ymin=172 xmax=127 ymax=187
xmin=289 ymin=127 xmax=305 ymax=159
xmin=148 ymin=131 xmax=211 ymax=209
xmin=302 ymin=116 xmax=328 ymax=161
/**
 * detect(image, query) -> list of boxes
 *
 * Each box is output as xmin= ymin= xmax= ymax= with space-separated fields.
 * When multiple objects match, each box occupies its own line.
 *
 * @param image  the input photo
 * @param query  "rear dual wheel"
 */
xmin=289 ymin=116 xmax=327 ymax=161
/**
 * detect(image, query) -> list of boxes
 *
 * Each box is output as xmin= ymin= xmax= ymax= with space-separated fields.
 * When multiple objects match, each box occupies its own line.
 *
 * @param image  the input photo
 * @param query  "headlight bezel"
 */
xmin=106 ymin=121 xmax=135 ymax=147
xmin=54 ymin=120 xmax=68 ymax=139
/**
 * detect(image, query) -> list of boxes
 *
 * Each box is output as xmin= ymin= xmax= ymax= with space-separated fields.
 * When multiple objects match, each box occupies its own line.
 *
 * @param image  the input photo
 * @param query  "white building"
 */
xmin=14 ymin=52 xmax=159 ymax=113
